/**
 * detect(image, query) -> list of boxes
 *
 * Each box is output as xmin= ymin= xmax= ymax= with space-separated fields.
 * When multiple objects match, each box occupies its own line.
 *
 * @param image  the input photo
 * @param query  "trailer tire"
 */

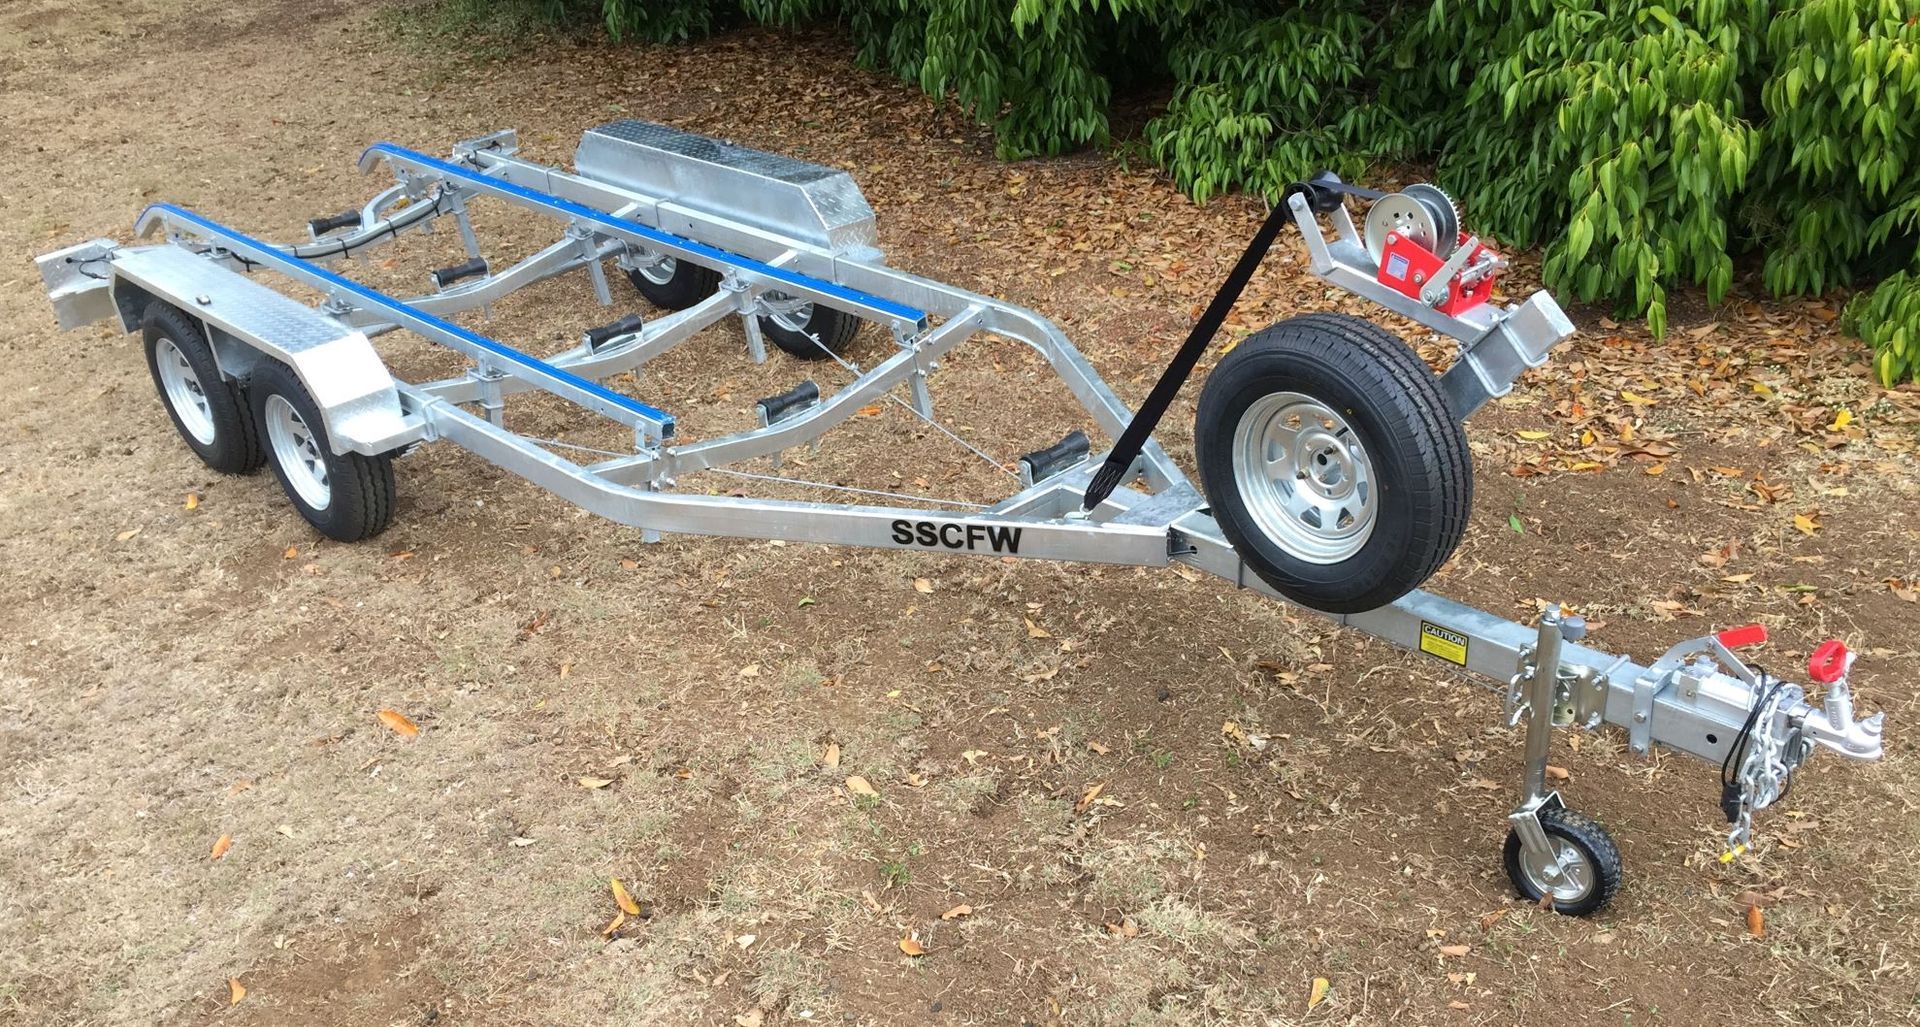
xmin=249 ymin=362 xmax=396 ymax=542
xmin=1502 ymin=806 xmax=1623 ymax=916
xmin=142 ymin=302 xmax=264 ymax=475
xmin=756 ymin=296 xmax=859 ymax=361
xmin=625 ymin=254 xmax=721 ymax=310
xmin=1193 ymin=313 xmax=1470 ymax=613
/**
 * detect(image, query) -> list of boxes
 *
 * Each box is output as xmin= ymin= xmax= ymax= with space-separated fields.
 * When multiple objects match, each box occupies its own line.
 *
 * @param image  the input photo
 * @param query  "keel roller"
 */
xmin=755 ymin=380 xmax=820 ymax=427
xmin=430 ymin=257 xmax=489 ymax=289
xmin=1019 ymin=430 xmax=1091 ymax=487
xmin=583 ymin=313 xmax=645 ymax=352
xmin=308 ymin=209 xmax=363 ymax=237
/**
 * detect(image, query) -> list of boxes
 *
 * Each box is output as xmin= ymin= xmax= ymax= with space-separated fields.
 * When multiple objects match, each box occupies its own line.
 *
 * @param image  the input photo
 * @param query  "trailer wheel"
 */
xmin=249 ymin=362 xmax=395 ymax=542
xmin=624 ymin=250 xmax=721 ymax=310
xmin=758 ymin=293 xmax=859 ymax=360
xmin=1193 ymin=313 xmax=1469 ymax=613
xmin=1502 ymin=807 xmax=1623 ymax=916
xmin=141 ymin=302 xmax=263 ymax=474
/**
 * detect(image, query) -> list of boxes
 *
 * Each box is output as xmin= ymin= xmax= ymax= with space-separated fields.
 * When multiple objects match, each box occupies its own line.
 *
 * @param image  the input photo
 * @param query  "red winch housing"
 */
xmin=1375 ymin=231 xmax=1498 ymax=316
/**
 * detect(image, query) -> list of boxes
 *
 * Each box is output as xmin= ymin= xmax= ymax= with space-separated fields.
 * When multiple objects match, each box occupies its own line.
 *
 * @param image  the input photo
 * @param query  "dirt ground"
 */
xmin=3 ymin=2 xmax=1919 ymax=1025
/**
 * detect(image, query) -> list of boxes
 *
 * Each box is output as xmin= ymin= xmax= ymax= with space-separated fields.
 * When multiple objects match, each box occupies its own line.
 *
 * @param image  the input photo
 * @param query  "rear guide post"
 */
xmin=42 ymin=122 xmax=1885 ymax=915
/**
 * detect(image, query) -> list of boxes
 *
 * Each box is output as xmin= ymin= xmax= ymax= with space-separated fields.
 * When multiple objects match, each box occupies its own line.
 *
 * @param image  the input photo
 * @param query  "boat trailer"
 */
xmin=37 ymin=121 xmax=1885 ymax=914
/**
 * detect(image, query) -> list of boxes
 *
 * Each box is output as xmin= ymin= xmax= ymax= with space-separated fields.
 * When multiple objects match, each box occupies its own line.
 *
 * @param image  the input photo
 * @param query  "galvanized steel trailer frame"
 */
xmin=37 ymin=122 xmax=1884 ymax=911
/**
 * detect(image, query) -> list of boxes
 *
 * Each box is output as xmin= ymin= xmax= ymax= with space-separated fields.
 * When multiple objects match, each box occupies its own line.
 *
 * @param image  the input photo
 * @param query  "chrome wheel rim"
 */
xmin=1231 ymin=391 xmax=1376 ymax=564
xmin=1520 ymin=836 xmax=1595 ymax=904
xmin=635 ymin=250 xmax=677 ymax=286
xmin=155 ymin=336 xmax=217 ymax=445
xmin=264 ymin=394 xmax=330 ymax=510
xmin=761 ymin=291 xmax=815 ymax=333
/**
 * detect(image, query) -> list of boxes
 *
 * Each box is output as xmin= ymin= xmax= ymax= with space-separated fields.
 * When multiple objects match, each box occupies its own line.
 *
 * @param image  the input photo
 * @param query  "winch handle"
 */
xmin=1809 ymin=640 xmax=1851 ymax=684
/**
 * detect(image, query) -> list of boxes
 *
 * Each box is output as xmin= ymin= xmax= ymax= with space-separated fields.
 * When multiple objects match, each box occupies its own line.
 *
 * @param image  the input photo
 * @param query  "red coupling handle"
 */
xmin=1809 ymin=640 xmax=1851 ymax=684
xmin=1716 ymin=624 xmax=1769 ymax=648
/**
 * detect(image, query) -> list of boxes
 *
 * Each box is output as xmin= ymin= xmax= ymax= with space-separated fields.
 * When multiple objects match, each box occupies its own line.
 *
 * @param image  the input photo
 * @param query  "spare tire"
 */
xmin=1193 ymin=313 xmax=1470 ymax=613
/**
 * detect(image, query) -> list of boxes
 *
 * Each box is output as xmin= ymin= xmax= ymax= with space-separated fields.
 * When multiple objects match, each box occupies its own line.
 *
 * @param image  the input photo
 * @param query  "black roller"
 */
xmin=1019 ymin=430 xmax=1092 ymax=484
xmin=582 ymin=314 xmax=645 ymax=351
xmin=755 ymin=380 xmax=820 ymax=426
xmin=308 ymin=209 xmax=363 ymax=236
xmin=429 ymin=257 xmax=489 ymax=289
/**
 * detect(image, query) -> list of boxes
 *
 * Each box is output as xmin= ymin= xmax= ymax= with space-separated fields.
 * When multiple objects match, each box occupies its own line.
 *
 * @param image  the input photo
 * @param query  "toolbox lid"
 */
xmin=575 ymin=120 xmax=879 ymax=258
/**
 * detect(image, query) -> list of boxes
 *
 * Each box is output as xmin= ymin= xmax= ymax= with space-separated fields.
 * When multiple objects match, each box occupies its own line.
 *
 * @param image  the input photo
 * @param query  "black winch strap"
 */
xmin=1080 ymin=197 xmax=1298 ymax=511
xmin=1299 ymin=171 xmax=1386 ymax=208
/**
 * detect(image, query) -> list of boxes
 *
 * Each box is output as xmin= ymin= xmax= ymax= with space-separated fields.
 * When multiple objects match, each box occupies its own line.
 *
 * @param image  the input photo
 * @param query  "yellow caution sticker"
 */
xmin=1419 ymin=621 xmax=1469 ymax=666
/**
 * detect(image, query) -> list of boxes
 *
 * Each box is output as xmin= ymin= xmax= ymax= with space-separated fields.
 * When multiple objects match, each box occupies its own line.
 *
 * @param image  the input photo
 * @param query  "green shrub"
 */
xmin=454 ymin=0 xmax=1920 ymax=382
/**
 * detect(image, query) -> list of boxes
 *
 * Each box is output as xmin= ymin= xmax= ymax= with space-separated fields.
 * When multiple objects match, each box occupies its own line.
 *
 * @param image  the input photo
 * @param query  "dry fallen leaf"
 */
xmin=898 ymin=937 xmax=928 ymax=957
xmin=913 ymin=577 xmax=934 ymax=594
xmin=283 ymin=545 xmax=298 ymax=560
xmin=822 ymin=742 xmax=841 ymax=769
xmin=1074 ymin=781 xmax=1106 ymax=813
xmin=209 ymin=834 xmax=233 ymax=861
xmin=733 ymin=1011 xmax=764 ymax=1027
xmin=1307 ymin=976 xmax=1330 ymax=1010
xmin=578 ymin=776 xmax=614 ymax=789
xmin=1437 ymin=944 xmax=1470 ymax=958
xmin=735 ymin=933 xmax=757 ymax=950
xmin=228 ymin=978 xmax=246 ymax=1006
xmin=377 ymin=709 xmax=420 ymax=738
xmin=1792 ymin=513 xmax=1820 ymax=536
xmin=184 ymin=493 xmax=200 ymax=511
xmin=941 ymin=904 xmax=973 ymax=920
xmin=1023 ymin=617 xmax=1052 ymax=639
xmin=845 ymin=775 xmax=879 ymax=798
xmin=115 ymin=527 xmax=141 ymax=542
xmin=601 ymin=911 xmax=625 ymax=937
xmin=1544 ymin=765 xmax=1570 ymax=782
xmin=1746 ymin=904 xmax=1765 ymax=938
xmin=611 ymin=878 xmax=641 ymax=916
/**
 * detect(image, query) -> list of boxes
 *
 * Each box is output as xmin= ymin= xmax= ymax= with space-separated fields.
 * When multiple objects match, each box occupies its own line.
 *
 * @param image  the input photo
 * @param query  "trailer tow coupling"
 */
xmin=1499 ymin=608 xmax=1882 ymax=908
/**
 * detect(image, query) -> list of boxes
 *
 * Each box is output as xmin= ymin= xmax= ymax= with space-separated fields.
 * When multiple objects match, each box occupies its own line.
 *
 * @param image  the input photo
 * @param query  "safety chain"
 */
xmin=1722 ymin=679 xmax=1809 ymax=859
